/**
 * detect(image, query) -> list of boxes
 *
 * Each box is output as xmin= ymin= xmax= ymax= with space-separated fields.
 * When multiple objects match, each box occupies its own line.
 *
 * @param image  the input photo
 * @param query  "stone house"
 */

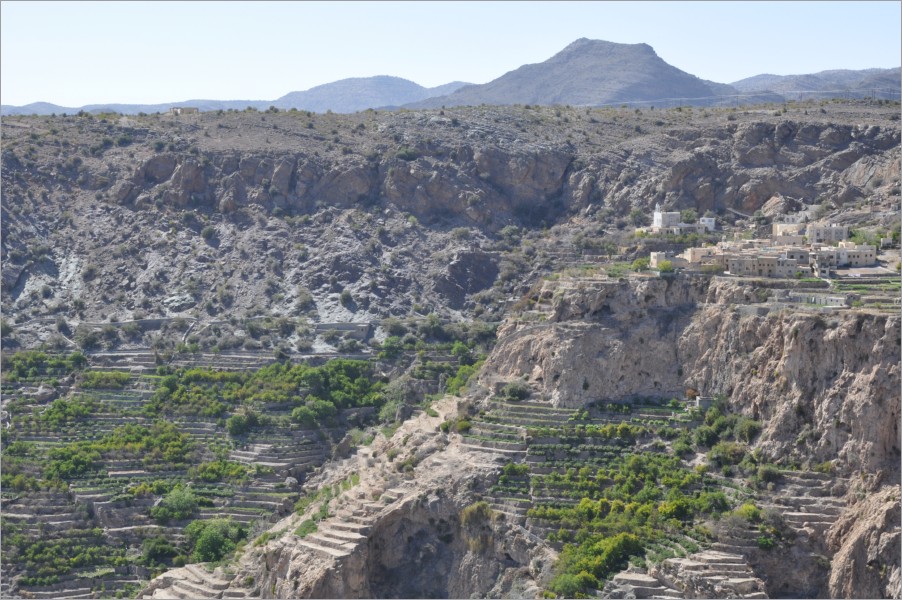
xmin=808 ymin=224 xmax=850 ymax=244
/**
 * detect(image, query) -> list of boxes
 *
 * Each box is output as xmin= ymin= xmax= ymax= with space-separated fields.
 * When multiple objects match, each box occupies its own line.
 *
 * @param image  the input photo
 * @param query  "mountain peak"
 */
xmin=558 ymin=38 xmax=657 ymax=56
xmin=406 ymin=38 xmax=720 ymax=108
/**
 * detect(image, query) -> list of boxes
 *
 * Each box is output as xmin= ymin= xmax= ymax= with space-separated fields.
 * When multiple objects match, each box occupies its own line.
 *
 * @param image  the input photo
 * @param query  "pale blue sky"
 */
xmin=2 ymin=1 xmax=900 ymax=106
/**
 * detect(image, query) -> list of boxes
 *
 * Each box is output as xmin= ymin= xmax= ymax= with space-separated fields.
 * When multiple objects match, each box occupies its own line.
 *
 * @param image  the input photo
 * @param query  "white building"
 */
xmin=652 ymin=204 xmax=681 ymax=232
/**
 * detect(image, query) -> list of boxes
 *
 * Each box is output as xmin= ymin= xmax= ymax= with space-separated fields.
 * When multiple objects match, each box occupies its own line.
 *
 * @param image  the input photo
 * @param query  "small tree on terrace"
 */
xmin=680 ymin=209 xmax=698 ymax=223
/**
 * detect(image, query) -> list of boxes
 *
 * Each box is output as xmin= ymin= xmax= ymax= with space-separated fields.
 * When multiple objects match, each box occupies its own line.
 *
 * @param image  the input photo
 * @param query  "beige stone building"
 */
xmin=808 ymin=224 xmax=849 ymax=244
xmin=772 ymin=223 xmax=804 ymax=237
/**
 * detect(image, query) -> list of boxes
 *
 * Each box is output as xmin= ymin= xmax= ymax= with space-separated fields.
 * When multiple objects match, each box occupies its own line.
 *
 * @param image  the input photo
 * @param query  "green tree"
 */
xmin=141 ymin=536 xmax=178 ymax=565
xmin=680 ymin=209 xmax=698 ymax=223
xmin=377 ymin=336 xmax=404 ymax=360
xmin=734 ymin=417 xmax=762 ymax=443
xmin=629 ymin=209 xmax=648 ymax=226
xmin=150 ymin=485 xmax=198 ymax=523
xmin=631 ymin=257 xmax=650 ymax=272
xmin=185 ymin=519 xmax=247 ymax=563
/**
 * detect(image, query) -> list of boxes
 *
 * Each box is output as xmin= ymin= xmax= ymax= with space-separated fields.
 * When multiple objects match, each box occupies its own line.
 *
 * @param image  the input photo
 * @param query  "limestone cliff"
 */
xmin=487 ymin=276 xmax=900 ymax=475
xmin=141 ymin=398 xmax=557 ymax=599
xmin=827 ymin=486 xmax=901 ymax=599
xmin=139 ymin=275 xmax=899 ymax=599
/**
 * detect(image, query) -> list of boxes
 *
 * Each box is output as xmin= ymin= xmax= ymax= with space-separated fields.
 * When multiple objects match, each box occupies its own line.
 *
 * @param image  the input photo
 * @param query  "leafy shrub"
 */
xmin=82 ymin=264 xmax=99 ymax=281
xmin=813 ymin=461 xmax=835 ymax=474
xmin=226 ymin=411 xmax=258 ymax=436
xmin=381 ymin=317 xmax=408 ymax=336
xmin=551 ymin=532 xmax=642 ymax=595
xmin=141 ymin=536 xmax=179 ymax=565
xmin=446 ymin=358 xmax=485 ymax=396
xmin=190 ymin=460 xmax=248 ymax=483
xmin=150 ymin=485 xmax=199 ymax=523
xmin=501 ymin=381 xmax=530 ymax=401
xmin=672 ymin=438 xmax=693 ymax=457
xmin=757 ymin=465 xmax=781 ymax=483
xmin=294 ymin=519 xmax=317 ymax=538
xmin=185 ymin=518 xmax=247 ymax=563
xmin=657 ymin=260 xmax=674 ymax=273
xmin=693 ymin=425 xmax=719 ymax=448
xmin=395 ymin=147 xmax=419 ymax=161
xmin=631 ymin=257 xmax=650 ymax=272
xmin=734 ymin=417 xmax=762 ymax=443
xmin=757 ymin=535 xmax=776 ymax=550
xmin=461 ymin=501 xmax=492 ymax=527
xmin=502 ymin=462 xmax=529 ymax=477
xmin=377 ymin=336 xmax=404 ymax=360
xmin=708 ymin=441 xmax=746 ymax=467
xmin=44 ymin=444 xmax=101 ymax=479
xmin=80 ymin=370 xmax=130 ymax=389
xmin=2 ymin=350 xmax=85 ymax=381
xmin=734 ymin=502 xmax=762 ymax=522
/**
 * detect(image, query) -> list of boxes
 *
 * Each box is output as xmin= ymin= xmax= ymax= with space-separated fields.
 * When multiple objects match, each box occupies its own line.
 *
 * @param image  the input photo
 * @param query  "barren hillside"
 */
xmin=1 ymin=99 xmax=899 ymax=599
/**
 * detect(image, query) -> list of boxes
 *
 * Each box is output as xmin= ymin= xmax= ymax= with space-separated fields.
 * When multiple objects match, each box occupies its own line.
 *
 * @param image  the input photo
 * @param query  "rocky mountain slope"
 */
xmin=2 ymin=100 xmax=899 ymax=348
xmin=137 ymin=276 xmax=900 ymax=599
xmin=1 ymin=100 xmax=900 ymax=599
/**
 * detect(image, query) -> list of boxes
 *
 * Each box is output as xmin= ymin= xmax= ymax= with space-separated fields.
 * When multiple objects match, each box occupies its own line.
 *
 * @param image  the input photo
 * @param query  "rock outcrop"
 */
xmin=488 ymin=275 xmax=900 ymax=475
xmin=140 ymin=398 xmax=556 ymax=599
xmin=827 ymin=486 xmax=901 ymax=599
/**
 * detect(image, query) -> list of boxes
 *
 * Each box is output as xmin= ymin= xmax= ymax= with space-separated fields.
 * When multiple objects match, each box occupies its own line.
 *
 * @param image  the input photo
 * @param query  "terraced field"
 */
xmin=0 ymin=349 xmax=434 ymax=599
xmin=464 ymin=396 xmax=847 ymax=598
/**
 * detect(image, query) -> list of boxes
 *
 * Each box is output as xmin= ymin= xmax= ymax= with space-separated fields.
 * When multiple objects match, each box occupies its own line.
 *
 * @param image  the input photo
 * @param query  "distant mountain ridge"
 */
xmin=2 ymin=39 xmax=898 ymax=116
xmin=0 ymin=77 xmax=471 ymax=117
xmin=730 ymin=67 xmax=901 ymax=100
xmin=272 ymin=76 xmax=470 ymax=113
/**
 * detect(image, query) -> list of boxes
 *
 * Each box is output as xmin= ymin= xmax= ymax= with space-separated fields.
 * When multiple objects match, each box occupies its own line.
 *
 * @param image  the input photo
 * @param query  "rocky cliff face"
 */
xmin=489 ymin=276 xmax=900 ymax=474
xmin=827 ymin=486 xmax=901 ymax=599
xmin=138 ymin=276 xmax=898 ymax=599
xmin=681 ymin=304 xmax=900 ymax=475
xmin=58 ymin=113 xmax=902 ymax=227
xmin=480 ymin=275 xmax=899 ymax=597
xmin=2 ymin=104 xmax=899 ymax=341
xmin=5 ymin=103 xmax=900 ymax=599
xmin=188 ymin=400 xmax=557 ymax=600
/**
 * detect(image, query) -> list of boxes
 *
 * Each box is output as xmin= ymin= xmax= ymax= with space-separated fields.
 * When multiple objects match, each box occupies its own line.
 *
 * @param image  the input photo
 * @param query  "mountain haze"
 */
xmin=0 ymin=77 xmax=470 ymax=117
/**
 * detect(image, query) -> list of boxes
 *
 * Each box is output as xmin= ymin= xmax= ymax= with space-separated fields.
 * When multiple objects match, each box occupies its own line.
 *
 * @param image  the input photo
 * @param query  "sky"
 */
xmin=1 ymin=1 xmax=900 ymax=107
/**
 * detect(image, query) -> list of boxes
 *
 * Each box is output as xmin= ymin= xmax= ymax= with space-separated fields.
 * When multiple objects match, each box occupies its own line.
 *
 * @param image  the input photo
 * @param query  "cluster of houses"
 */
xmin=644 ymin=205 xmax=878 ymax=279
